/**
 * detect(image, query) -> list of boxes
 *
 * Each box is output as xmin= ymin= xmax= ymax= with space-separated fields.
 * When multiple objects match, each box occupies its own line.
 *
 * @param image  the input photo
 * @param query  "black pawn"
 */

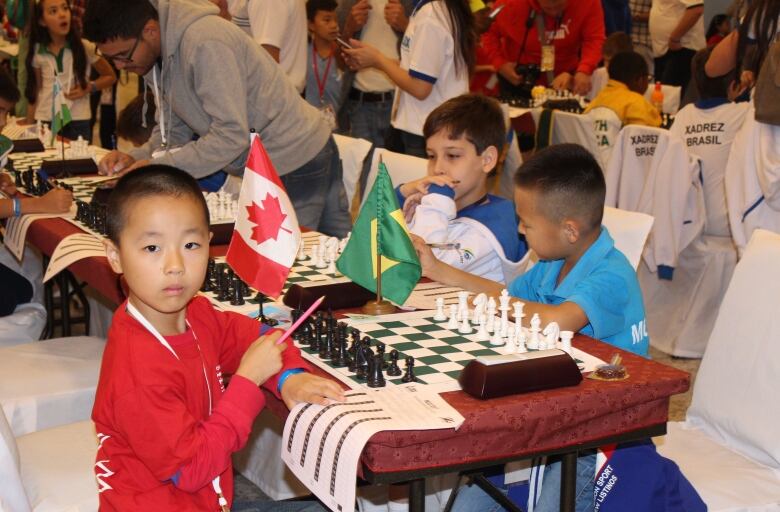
xmin=319 ymin=321 xmax=333 ymax=359
xmin=367 ymin=354 xmax=386 ymax=387
xmin=387 ymin=350 xmax=402 ymax=377
xmin=310 ymin=317 xmax=322 ymax=352
xmin=401 ymin=356 xmax=417 ymax=383
xmin=230 ymin=278 xmax=245 ymax=306
xmin=347 ymin=335 xmax=360 ymax=372
xmin=375 ymin=341 xmax=388 ymax=369
xmin=332 ymin=338 xmax=349 ymax=368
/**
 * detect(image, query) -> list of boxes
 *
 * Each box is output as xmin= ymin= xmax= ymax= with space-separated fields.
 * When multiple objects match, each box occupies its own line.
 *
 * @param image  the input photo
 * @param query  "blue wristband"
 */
xmin=277 ymin=368 xmax=305 ymax=392
xmin=12 ymin=197 xmax=21 ymax=217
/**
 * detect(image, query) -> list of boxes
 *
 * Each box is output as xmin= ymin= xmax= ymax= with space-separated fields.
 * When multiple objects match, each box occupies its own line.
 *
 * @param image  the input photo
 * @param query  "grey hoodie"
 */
xmin=128 ymin=0 xmax=331 ymax=178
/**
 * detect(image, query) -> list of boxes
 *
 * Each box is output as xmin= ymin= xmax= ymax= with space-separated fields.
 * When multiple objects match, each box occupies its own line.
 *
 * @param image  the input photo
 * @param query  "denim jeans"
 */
xmin=280 ymin=136 xmax=351 ymax=238
xmin=450 ymin=453 xmax=597 ymax=512
xmin=345 ymin=95 xmax=394 ymax=148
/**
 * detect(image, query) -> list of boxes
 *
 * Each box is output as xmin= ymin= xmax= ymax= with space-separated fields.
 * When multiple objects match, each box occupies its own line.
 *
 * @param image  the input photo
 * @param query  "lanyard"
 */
xmin=125 ymin=301 xmax=229 ymax=512
xmin=312 ymin=44 xmax=334 ymax=101
xmin=152 ymin=66 xmax=168 ymax=147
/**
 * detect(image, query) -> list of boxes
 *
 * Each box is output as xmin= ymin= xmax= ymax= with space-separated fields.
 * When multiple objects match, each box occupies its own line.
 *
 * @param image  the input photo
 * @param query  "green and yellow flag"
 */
xmin=51 ymin=75 xmax=72 ymax=145
xmin=336 ymin=163 xmax=421 ymax=305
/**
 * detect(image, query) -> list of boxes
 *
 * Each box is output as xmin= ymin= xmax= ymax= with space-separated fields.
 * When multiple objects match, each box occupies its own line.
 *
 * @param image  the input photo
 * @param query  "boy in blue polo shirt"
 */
xmin=418 ymin=143 xmax=649 ymax=512
xmin=415 ymin=143 xmax=649 ymax=357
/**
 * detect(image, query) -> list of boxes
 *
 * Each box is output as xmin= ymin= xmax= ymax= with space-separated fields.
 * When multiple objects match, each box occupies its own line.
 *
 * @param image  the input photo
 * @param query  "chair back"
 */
xmin=602 ymin=207 xmax=654 ymax=270
xmin=0 ymin=407 xmax=31 ymax=512
xmin=332 ymin=134 xmax=372 ymax=215
xmin=687 ymin=229 xmax=780 ymax=470
xmin=361 ymin=148 xmax=427 ymax=209
xmin=643 ymin=84 xmax=681 ymax=114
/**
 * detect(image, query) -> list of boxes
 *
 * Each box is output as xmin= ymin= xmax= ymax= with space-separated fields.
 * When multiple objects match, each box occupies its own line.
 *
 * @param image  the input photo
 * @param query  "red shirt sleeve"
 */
xmin=576 ymin=0 xmax=606 ymax=75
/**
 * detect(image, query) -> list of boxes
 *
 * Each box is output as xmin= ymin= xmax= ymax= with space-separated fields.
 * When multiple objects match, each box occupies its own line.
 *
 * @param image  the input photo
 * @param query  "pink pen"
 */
xmin=275 ymin=295 xmax=325 ymax=345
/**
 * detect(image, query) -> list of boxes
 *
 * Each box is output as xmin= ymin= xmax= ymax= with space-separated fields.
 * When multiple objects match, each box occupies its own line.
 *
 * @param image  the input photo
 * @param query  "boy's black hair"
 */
xmin=514 ymin=144 xmax=605 ymax=231
xmin=25 ymin=0 xmax=88 ymax=104
xmin=116 ymin=92 xmax=156 ymax=146
xmin=692 ymin=48 xmax=733 ymax=100
xmin=602 ymin=32 xmax=633 ymax=60
xmin=0 ymin=67 xmax=20 ymax=103
xmin=423 ymin=94 xmax=505 ymax=155
xmin=82 ymin=0 xmax=158 ymax=44
xmin=307 ymin=0 xmax=338 ymax=21
xmin=607 ymin=51 xmax=648 ymax=88
xmin=106 ymin=165 xmax=209 ymax=244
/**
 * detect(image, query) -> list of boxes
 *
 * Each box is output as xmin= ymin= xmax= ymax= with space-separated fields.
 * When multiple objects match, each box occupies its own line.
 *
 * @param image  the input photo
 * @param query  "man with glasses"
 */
xmin=83 ymin=0 xmax=351 ymax=238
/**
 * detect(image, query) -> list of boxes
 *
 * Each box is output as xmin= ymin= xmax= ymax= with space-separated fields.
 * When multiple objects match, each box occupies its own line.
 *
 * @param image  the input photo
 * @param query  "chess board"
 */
xmin=298 ymin=310 xmax=602 ymax=393
xmin=9 ymin=149 xmax=102 ymax=176
xmin=286 ymin=231 xmax=350 ymax=289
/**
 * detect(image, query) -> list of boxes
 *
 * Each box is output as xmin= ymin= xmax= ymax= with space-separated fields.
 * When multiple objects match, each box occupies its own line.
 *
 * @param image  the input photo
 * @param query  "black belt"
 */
xmin=348 ymin=87 xmax=394 ymax=103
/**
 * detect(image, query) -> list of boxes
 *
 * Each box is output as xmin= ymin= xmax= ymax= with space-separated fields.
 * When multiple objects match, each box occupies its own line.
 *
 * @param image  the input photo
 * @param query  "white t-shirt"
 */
xmin=354 ymin=0 xmax=399 ymax=94
xmin=649 ymin=0 xmax=705 ymax=57
xmin=226 ymin=0 xmax=251 ymax=34
xmin=670 ymin=101 xmax=750 ymax=236
xmin=246 ymin=0 xmax=307 ymax=93
xmin=391 ymin=0 xmax=468 ymax=136
xmin=32 ymin=39 xmax=99 ymax=122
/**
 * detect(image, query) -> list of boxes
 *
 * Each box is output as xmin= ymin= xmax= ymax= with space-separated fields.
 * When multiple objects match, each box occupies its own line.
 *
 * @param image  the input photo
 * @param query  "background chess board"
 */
xmin=285 ymin=231 xmax=350 ymax=289
xmin=298 ymin=310 xmax=603 ymax=393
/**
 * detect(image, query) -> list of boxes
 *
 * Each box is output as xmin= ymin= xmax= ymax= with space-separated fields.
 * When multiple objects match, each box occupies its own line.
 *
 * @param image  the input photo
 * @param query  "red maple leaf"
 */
xmin=246 ymin=193 xmax=292 ymax=244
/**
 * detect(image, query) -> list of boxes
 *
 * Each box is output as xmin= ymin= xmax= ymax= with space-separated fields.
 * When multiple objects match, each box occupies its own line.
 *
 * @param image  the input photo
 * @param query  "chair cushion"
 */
xmin=0 ymin=303 xmax=46 ymax=348
xmin=655 ymin=422 xmax=780 ymax=512
xmin=0 ymin=337 xmax=105 ymax=436
xmin=17 ymin=420 xmax=98 ymax=512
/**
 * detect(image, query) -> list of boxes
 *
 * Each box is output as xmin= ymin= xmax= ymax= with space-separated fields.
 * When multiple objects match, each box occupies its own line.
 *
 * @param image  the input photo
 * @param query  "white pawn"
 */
xmin=516 ymin=327 xmax=528 ymax=353
xmin=296 ymin=241 xmax=307 ymax=260
xmin=489 ymin=327 xmax=504 ymax=346
xmin=326 ymin=256 xmax=337 ymax=275
xmin=458 ymin=315 xmax=473 ymax=335
xmin=475 ymin=315 xmax=489 ymax=341
xmin=433 ymin=297 xmax=447 ymax=321
xmin=560 ymin=330 xmax=574 ymax=355
xmin=527 ymin=313 xmax=542 ymax=349
xmin=446 ymin=305 xmax=459 ymax=330
xmin=503 ymin=327 xmax=516 ymax=353
xmin=315 ymin=244 xmax=328 ymax=269
xmin=542 ymin=322 xmax=560 ymax=350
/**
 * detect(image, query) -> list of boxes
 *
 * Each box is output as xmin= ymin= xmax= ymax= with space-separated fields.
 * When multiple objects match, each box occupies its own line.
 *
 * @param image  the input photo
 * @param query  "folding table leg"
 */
xmin=408 ymin=478 xmax=426 ymax=512
xmin=560 ymin=451 xmax=578 ymax=512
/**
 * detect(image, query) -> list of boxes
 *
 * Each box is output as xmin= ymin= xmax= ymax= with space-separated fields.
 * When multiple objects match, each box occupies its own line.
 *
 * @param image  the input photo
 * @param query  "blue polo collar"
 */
xmin=536 ymin=227 xmax=615 ymax=299
xmin=694 ymin=97 xmax=729 ymax=109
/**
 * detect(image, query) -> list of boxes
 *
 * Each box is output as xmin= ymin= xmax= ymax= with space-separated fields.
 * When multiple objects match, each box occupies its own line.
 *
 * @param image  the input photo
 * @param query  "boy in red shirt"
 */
xmin=95 ymin=165 xmax=343 ymax=511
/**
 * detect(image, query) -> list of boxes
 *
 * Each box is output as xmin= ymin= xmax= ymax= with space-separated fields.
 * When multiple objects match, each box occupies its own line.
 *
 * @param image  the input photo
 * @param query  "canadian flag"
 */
xmin=226 ymin=134 xmax=300 ymax=298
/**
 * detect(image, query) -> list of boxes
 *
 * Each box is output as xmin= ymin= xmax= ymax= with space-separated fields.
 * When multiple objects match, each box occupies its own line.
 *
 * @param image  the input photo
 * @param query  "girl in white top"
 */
xmin=344 ymin=0 xmax=475 ymax=157
xmin=24 ymin=0 xmax=116 ymax=142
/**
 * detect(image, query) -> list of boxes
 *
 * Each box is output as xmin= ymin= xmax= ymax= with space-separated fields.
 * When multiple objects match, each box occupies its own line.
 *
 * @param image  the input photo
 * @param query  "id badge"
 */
xmin=319 ymin=103 xmax=337 ymax=131
xmin=541 ymin=45 xmax=555 ymax=72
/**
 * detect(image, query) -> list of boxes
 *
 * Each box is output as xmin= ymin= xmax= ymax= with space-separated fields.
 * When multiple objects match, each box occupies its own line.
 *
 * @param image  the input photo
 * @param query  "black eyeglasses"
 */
xmin=99 ymin=35 xmax=142 ymax=65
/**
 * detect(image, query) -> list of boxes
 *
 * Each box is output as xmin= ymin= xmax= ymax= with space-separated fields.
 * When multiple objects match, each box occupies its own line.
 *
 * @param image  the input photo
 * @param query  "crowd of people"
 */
xmin=1 ymin=0 xmax=778 ymax=510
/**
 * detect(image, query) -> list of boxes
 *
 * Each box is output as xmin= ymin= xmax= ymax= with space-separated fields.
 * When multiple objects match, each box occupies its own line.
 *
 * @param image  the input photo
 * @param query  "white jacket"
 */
xmin=605 ymin=125 xmax=704 ymax=278
xmin=725 ymin=112 xmax=780 ymax=256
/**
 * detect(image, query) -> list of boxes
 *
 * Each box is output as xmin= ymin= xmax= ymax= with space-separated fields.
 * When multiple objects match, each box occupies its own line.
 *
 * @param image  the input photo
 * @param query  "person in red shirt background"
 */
xmin=482 ymin=0 xmax=606 ymax=96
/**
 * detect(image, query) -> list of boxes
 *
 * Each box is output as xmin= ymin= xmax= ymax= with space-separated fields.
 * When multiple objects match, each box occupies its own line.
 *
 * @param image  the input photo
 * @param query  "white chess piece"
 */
xmin=527 ymin=313 xmax=542 ymax=349
xmin=472 ymin=293 xmax=487 ymax=324
xmin=457 ymin=291 xmax=469 ymax=321
xmin=433 ymin=297 xmax=447 ymax=321
xmin=489 ymin=328 xmax=504 ymax=346
xmin=296 ymin=241 xmax=307 ymax=260
xmin=446 ymin=305 xmax=459 ymax=330
xmin=503 ymin=327 xmax=516 ymax=354
xmin=315 ymin=244 xmax=328 ymax=269
xmin=475 ymin=315 xmax=489 ymax=341
xmin=516 ymin=327 xmax=528 ymax=353
xmin=542 ymin=322 xmax=560 ymax=350
xmin=326 ymin=256 xmax=337 ymax=275
xmin=458 ymin=315 xmax=473 ymax=335
xmin=485 ymin=299 xmax=496 ymax=333
xmin=513 ymin=301 xmax=525 ymax=325
xmin=498 ymin=289 xmax=511 ymax=310
xmin=560 ymin=330 xmax=574 ymax=355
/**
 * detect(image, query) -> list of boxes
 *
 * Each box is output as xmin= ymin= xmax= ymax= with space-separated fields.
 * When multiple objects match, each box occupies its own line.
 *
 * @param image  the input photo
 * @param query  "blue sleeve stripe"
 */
xmin=259 ymin=323 xmax=272 ymax=336
xmin=742 ymin=196 xmax=765 ymax=222
xmin=170 ymin=470 xmax=181 ymax=486
xmin=409 ymin=69 xmax=437 ymax=84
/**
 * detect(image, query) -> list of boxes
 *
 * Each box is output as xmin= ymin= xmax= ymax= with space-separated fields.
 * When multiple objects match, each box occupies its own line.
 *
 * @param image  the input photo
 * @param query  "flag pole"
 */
xmin=361 ymin=155 xmax=396 ymax=315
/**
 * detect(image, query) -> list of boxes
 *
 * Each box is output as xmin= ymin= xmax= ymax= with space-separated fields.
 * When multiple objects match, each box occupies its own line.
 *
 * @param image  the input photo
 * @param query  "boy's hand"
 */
xmin=0 ymin=173 xmax=17 ymax=196
xmin=280 ymin=373 xmax=346 ymax=409
xmin=402 ymin=192 xmax=423 ymax=223
xmin=398 ymin=175 xmax=456 ymax=200
xmin=39 ymin=188 xmax=73 ymax=213
xmin=410 ymin=233 xmax=441 ymax=279
xmin=98 ymin=150 xmax=135 ymax=176
xmin=235 ymin=331 xmax=286 ymax=386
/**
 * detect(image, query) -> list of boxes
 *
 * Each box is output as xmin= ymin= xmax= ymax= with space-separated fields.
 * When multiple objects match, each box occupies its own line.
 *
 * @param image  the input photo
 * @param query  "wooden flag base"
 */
xmin=361 ymin=299 xmax=397 ymax=316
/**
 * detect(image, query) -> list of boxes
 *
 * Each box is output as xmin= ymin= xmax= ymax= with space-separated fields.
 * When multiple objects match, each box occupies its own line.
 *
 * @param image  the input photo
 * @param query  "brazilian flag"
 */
xmin=50 ymin=75 xmax=72 ymax=145
xmin=336 ymin=163 xmax=421 ymax=305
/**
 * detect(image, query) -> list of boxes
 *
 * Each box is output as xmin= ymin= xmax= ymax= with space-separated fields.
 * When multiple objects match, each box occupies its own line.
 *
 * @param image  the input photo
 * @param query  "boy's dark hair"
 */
xmin=106 ymin=165 xmax=209 ymax=244
xmin=116 ymin=92 xmax=156 ymax=146
xmin=25 ymin=0 xmax=88 ymax=104
xmin=692 ymin=48 xmax=733 ymax=100
xmin=608 ymin=51 xmax=648 ymax=87
xmin=306 ymin=0 xmax=338 ymax=21
xmin=82 ymin=0 xmax=158 ymax=44
xmin=514 ymin=144 xmax=605 ymax=231
xmin=0 ymin=67 xmax=20 ymax=103
xmin=602 ymin=32 xmax=633 ymax=60
xmin=423 ymin=94 xmax=505 ymax=155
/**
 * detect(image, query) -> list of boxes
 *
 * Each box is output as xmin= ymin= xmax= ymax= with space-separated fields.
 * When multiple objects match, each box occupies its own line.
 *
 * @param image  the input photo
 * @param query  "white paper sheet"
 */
xmin=282 ymin=386 xmax=464 ymax=512
xmin=402 ymin=281 xmax=470 ymax=310
xmin=2 ymin=210 xmax=74 ymax=260
xmin=43 ymin=233 xmax=106 ymax=282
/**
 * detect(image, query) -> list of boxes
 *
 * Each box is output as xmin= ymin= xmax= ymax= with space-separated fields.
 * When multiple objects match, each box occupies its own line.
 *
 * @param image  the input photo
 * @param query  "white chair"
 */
xmin=585 ymin=66 xmax=609 ymax=101
xmin=602 ymin=207 xmax=654 ymax=271
xmin=360 ymin=148 xmax=427 ymax=209
xmin=332 ymin=133 xmax=372 ymax=214
xmin=0 ymin=246 xmax=46 ymax=347
xmin=643 ymin=83 xmax=681 ymax=114
xmin=0 ymin=336 xmax=105 ymax=436
xmin=0 ymin=405 xmax=98 ymax=512
xmin=725 ymin=112 xmax=780 ymax=257
xmin=539 ymin=109 xmax=620 ymax=173
xmin=655 ymin=229 xmax=780 ymax=511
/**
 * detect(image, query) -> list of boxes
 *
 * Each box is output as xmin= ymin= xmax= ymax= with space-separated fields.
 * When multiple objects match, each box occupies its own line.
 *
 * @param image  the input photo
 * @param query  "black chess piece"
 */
xmin=367 ymin=354 xmax=386 ymax=387
xmin=332 ymin=338 xmax=349 ymax=368
xmin=354 ymin=344 xmax=369 ymax=379
xmin=401 ymin=356 xmax=417 ymax=383
xmin=217 ymin=271 xmax=230 ymax=302
xmin=291 ymin=309 xmax=302 ymax=340
xmin=241 ymin=280 xmax=251 ymax=297
xmin=387 ymin=350 xmax=402 ymax=377
xmin=375 ymin=341 xmax=388 ymax=369
xmin=230 ymin=278 xmax=245 ymax=306
xmin=347 ymin=334 xmax=360 ymax=372
xmin=319 ymin=321 xmax=333 ymax=360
